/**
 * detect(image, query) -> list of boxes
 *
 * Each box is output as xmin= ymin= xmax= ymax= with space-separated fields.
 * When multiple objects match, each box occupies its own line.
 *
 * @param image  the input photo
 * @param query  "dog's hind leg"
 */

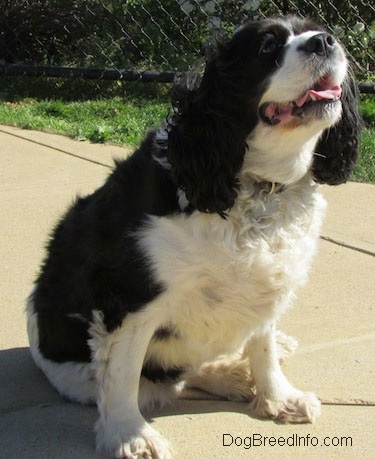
xmin=180 ymin=330 xmax=297 ymax=402
xmin=26 ymin=290 xmax=97 ymax=404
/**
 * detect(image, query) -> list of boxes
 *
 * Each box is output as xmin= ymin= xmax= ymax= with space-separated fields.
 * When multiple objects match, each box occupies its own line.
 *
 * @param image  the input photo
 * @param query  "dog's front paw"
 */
xmin=250 ymin=390 xmax=321 ymax=424
xmin=96 ymin=423 xmax=171 ymax=459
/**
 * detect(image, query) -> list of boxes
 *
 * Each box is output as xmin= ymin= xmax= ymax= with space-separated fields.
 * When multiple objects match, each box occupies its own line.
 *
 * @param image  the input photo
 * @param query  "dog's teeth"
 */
xmin=310 ymin=94 xmax=317 ymax=101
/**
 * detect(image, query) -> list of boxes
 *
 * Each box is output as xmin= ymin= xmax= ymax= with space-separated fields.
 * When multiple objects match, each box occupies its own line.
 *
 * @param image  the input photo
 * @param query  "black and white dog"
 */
xmin=27 ymin=16 xmax=361 ymax=459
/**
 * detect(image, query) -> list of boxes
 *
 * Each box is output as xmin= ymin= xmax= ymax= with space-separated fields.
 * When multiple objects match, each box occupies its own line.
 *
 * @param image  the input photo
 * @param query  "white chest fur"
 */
xmin=139 ymin=175 xmax=326 ymax=368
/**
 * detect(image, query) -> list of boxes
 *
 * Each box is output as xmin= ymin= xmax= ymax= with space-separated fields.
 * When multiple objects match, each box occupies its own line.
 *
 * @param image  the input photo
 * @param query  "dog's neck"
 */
xmin=244 ymin=126 xmax=323 ymax=186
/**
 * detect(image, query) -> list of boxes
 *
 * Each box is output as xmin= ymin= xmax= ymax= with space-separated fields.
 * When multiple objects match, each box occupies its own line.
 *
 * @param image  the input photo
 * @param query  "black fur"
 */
xmin=141 ymin=363 xmax=185 ymax=383
xmin=33 ymin=132 xmax=180 ymax=363
xmin=153 ymin=325 xmax=180 ymax=341
xmin=313 ymin=75 xmax=362 ymax=185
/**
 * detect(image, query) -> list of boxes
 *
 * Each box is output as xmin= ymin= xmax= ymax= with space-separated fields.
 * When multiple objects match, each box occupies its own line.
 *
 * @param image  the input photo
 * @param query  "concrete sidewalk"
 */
xmin=0 ymin=125 xmax=374 ymax=458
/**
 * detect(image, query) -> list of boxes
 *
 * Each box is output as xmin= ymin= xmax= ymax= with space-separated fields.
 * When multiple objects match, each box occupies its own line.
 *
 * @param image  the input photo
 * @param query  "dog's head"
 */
xmin=167 ymin=16 xmax=361 ymax=214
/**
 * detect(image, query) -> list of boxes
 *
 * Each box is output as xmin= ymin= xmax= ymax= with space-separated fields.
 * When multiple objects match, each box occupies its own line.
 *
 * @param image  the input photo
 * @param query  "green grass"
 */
xmin=352 ymin=128 xmax=375 ymax=182
xmin=0 ymin=81 xmax=374 ymax=182
xmin=0 ymin=98 xmax=169 ymax=146
xmin=360 ymin=96 xmax=375 ymax=127
xmin=353 ymin=95 xmax=375 ymax=183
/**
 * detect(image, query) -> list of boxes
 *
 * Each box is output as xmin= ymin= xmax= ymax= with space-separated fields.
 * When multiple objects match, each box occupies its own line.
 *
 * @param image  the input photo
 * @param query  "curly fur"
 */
xmin=313 ymin=75 xmax=362 ymax=184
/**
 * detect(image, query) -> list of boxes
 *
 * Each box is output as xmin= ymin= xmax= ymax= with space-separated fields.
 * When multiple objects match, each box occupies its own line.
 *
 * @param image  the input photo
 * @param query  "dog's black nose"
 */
xmin=301 ymin=33 xmax=336 ymax=57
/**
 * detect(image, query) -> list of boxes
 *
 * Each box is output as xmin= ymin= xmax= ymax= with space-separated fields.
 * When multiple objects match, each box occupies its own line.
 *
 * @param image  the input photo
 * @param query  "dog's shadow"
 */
xmin=0 ymin=347 xmax=104 ymax=458
xmin=0 ymin=348 xmax=254 ymax=458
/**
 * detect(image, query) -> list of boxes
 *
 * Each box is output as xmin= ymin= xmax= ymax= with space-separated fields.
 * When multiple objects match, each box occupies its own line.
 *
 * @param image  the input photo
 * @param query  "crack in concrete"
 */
xmin=320 ymin=235 xmax=375 ymax=257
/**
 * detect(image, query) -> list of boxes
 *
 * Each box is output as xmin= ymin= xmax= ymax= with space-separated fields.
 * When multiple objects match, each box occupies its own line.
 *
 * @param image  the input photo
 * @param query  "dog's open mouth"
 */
xmin=260 ymin=75 xmax=342 ymax=126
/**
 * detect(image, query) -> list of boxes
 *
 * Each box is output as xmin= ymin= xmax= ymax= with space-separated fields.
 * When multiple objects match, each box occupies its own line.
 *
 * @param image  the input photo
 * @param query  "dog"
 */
xmin=27 ymin=15 xmax=361 ymax=459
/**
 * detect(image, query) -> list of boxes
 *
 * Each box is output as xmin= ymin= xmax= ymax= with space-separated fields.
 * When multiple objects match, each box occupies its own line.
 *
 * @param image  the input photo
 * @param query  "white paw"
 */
xmin=250 ymin=390 xmax=321 ymax=424
xmin=96 ymin=423 xmax=172 ymax=459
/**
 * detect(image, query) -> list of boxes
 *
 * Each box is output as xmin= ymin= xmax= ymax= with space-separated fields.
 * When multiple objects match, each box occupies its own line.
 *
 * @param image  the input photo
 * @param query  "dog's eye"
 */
xmin=260 ymin=37 xmax=278 ymax=54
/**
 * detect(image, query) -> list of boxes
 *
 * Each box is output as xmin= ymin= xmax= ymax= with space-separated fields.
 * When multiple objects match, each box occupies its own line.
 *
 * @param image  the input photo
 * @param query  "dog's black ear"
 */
xmin=312 ymin=76 xmax=362 ymax=185
xmin=167 ymin=59 xmax=247 ymax=216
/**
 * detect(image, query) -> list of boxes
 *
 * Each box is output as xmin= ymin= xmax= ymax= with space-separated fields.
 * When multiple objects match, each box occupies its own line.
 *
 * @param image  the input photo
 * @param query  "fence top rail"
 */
xmin=0 ymin=64 xmax=373 ymax=94
xmin=0 ymin=64 xmax=177 ymax=83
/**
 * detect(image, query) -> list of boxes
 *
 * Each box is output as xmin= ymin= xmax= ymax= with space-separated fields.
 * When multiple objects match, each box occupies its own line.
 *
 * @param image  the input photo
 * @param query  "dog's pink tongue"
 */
xmin=295 ymin=86 xmax=342 ymax=107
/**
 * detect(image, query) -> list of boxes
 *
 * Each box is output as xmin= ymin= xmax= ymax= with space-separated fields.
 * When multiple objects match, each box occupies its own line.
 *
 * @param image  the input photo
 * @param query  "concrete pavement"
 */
xmin=0 ymin=125 xmax=374 ymax=458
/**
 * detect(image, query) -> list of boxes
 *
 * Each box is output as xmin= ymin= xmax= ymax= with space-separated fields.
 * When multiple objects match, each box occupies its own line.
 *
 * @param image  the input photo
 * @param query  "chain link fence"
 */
xmin=0 ymin=0 xmax=374 ymax=90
